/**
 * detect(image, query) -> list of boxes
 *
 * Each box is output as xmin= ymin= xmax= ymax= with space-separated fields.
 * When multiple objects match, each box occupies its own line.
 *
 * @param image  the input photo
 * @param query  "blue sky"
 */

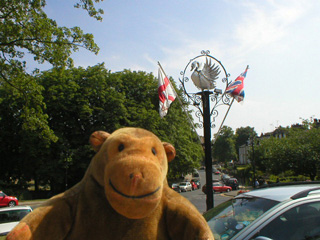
xmin=41 ymin=0 xmax=320 ymax=136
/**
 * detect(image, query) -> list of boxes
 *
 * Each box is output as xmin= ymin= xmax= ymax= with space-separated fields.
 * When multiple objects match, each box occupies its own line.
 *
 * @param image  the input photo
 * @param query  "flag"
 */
xmin=225 ymin=65 xmax=249 ymax=102
xmin=158 ymin=66 xmax=176 ymax=118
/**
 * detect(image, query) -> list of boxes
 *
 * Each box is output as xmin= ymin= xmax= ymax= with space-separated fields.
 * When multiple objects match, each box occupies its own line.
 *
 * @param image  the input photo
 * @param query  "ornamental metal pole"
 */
xmin=201 ymin=91 xmax=214 ymax=210
xmin=179 ymin=50 xmax=233 ymax=211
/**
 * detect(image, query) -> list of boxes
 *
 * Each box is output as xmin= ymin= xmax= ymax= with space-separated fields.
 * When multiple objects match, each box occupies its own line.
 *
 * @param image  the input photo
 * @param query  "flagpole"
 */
xmin=158 ymin=61 xmax=202 ymax=144
xmin=213 ymin=65 xmax=248 ymax=144
xmin=212 ymin=97 xmax=235 ymax=144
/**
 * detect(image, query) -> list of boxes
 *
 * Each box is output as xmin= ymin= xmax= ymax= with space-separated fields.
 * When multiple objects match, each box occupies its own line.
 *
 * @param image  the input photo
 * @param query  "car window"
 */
xmin=206 ymin=197 xmax=279 ymax=240
xmin=0 ymin=193 xmax=5 ymax=197
xmin=0 ymin=209 xmax=31 ymax=224
xmin=251 ymin=201 xmax=320 ymax=240
xmin=193 ymin=173 xmax=200 ymax=178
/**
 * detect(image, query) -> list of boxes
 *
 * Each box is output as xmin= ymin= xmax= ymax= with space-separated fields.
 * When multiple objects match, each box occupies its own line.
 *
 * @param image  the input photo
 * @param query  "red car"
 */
xmin=191 ymin=181 xmax=198 ymax=190
xmin=0 ymin=191 xmax=19 ymax=207
xmin=212 ymin=183 xmax=232 ymax=193
xmin=202 ymin=182 xmax=232 ymax=194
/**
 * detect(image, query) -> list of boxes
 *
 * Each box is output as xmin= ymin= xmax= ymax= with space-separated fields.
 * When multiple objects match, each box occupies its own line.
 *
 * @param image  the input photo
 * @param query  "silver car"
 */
xmin=204 ymin=182 xmax=320 ymax=240
xmin=179 ymin=182 xmax=192 ymax=192
xmin=0 ymin=206 xmax=32 ymax=236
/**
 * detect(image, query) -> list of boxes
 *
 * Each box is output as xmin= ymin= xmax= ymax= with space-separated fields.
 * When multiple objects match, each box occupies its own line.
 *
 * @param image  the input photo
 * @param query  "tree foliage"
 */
xmin=0 ymin=1 xmax=202 ymax=194
xmin=0 ymin=0 xmax=104 ymax=192
xmin=0 ymin=0 xmax=103 ymax=152
xmin=0 ymin=0 xmax=101 ymax=74
xmin=255 ymin=126 xmax=320 ymax=180
xmin=234 ymin=126 xmax=256 ymax=159
xmin=212 ymin=126 xmax=237 ymax=163
xmin=0 ymin=64 xmax=204 ymax=193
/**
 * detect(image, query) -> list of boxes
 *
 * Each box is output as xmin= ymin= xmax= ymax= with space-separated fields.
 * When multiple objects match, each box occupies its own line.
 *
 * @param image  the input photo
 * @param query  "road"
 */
xmin=180 ymin=169 xmax=234 ymax=213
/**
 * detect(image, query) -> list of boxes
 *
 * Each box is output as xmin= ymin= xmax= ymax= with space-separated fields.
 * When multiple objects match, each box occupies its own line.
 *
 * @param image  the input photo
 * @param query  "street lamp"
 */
xmin=179 ymin=50 xmax=233 ymax=210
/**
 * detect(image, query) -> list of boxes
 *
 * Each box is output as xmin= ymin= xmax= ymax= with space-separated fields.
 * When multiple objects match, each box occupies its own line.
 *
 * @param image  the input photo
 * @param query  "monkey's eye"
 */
xmin=151 ymin=147 xmax=157 ymax=155
xmin=118 ymin=143 xmax=125 ymax=152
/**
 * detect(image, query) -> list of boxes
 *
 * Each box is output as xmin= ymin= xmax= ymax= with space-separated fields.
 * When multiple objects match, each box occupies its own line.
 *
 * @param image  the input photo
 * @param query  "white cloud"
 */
xmin=234 ymin=0 xmax=309 ymax=53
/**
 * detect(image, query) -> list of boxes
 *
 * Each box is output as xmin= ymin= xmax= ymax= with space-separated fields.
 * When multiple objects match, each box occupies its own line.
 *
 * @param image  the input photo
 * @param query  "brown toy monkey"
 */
xmin=7 ymin=127 xmax=214 ymax=240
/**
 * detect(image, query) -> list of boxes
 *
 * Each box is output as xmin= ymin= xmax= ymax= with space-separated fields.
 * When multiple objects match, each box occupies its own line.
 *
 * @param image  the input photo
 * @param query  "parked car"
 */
xmin=225 ymin=178 xmax=239 ymax=190
xmin=202 ymin=182 xmax=232 ymax=194
xmin=212 ymin=168 xmax=221 ymax=175
xmin=203 ymin=182 xmax=320 ymax=240
xmin=191 ymin=179 xmax=201 ymax=189
xmin=192 ymin=169 xmax=200 ymax=179
xmin=221 ymin=174 xmax=231 ymax=183
xmin=0 ymin=206 xmax=32 ymax=236
xmin=237 ymin=189 xmax=250 ymax=195
xmin=0 ymin=192 xmax=18 ymax=207
xmin=171 ymin=183 xmax=181 ymax=193
xmin=213 ymin=183 xmax=232 ymax=193
xmin=191 ymin=181 xmax=198 ymax=190
xmin=178 ymin=182 xmax=192 ymax=192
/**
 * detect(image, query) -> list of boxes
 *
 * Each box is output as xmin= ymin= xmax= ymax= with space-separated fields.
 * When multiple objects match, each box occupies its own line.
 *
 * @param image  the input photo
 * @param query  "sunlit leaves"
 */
xmin=255 ymin=127 xmax=320 ymax=180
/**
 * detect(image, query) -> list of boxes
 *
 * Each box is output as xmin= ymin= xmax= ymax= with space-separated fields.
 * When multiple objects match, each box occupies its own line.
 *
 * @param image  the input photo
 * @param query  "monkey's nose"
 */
xmin=129 ymin=172 xmax=143 ymax=195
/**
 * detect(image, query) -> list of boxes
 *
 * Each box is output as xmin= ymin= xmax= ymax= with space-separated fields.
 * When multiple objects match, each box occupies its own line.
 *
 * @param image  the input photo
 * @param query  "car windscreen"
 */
xmin=205 ymin=196 xmax=279 ymax=240
xmin=0 ymin=209 xmax=31 ymax=224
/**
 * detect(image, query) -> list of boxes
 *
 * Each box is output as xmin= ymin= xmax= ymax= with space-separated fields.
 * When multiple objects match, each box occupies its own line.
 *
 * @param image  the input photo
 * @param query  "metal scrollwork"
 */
xmin=195 ymin=110 xmax=203 ymax=126
xmin=221 ymin=93 xmax=232 ymax=105
xmin=179 ymin=50 xmax=232 ymax=132
xmin=201 ymin=50 xmax=210 ymax=55
xmin=211 ymin=109 xmax=219 ymax=123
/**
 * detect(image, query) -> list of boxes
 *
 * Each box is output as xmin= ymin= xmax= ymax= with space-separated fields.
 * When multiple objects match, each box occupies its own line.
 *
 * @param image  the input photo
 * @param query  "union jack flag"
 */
xmin=225 ymin=65 xmax=249 ymax=102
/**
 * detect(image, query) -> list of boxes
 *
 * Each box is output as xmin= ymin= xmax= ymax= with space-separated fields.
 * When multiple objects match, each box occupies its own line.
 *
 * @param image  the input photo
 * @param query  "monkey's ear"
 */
xmin=162 ymin=142 xmax=176 ymax=162
xmin=89 ymin=131 xmax=110 ymax=152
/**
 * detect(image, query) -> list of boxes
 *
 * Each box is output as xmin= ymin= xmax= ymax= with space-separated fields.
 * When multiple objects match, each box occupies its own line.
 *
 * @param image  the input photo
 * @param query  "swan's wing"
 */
xmin=201 ymin=58 xmax=221 ymax=82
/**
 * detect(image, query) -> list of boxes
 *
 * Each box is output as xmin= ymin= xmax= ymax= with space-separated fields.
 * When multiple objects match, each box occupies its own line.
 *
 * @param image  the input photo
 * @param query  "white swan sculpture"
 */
xmin=190 ymin=58 xmax=221 ymax=90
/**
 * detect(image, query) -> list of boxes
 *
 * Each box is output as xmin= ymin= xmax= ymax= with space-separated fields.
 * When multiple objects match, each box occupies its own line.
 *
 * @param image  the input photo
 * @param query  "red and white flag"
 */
xmin=158 ymin=67 xmax=176 ymax=118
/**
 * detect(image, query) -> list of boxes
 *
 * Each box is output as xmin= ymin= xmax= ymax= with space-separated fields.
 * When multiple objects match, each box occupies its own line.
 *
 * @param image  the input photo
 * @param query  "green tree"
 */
xmin=0 ymin=0 xmax=104 ymax=191
xmin=212 ymin=126 xmax=237 ymax=163
xmin=0 ymin=73 xmax=57 ymax=188
xmin=35 ymin=66 xmax=203 ymax=192
xmin=0 ymin=0 xmax=101 ymax=77
xmin=235 ymin=126 xmax=256 ymax=159
xmin=0 ymin=0 xmax=103 ymax=149
xmin=1 ymin=60 xmax=204 ymax=192
xmin=255 ymin=126 xmax=320 ymax=180
xmin=157 ymin=89 xmax=204 ymax=179
xmin=37 ymin=64 xmax=128 ymax=191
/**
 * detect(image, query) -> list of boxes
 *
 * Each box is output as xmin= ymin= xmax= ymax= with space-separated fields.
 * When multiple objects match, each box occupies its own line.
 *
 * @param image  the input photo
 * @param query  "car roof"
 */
xmin=0 ymin=206 xmax=32 ymax=212
xmin=237 ymin=184 xmax=320 ymax=202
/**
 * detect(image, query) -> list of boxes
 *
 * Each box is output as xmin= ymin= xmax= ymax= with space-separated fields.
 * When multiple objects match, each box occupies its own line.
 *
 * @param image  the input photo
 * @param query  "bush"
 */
xmin=18 ymin=190 xmax=33 ymax=200
xmin=268 ymin=174 xmax=309 ymax=183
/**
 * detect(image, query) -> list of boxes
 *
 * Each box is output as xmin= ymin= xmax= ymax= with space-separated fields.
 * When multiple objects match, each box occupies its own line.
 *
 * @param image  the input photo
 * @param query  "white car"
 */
xmin=204 ymin=182 xmax=320 ymax=240
xmin=0 ymin=206 xmax=32 ymax=236
xmin=178 ymin=182 xmax=192 ymax=192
